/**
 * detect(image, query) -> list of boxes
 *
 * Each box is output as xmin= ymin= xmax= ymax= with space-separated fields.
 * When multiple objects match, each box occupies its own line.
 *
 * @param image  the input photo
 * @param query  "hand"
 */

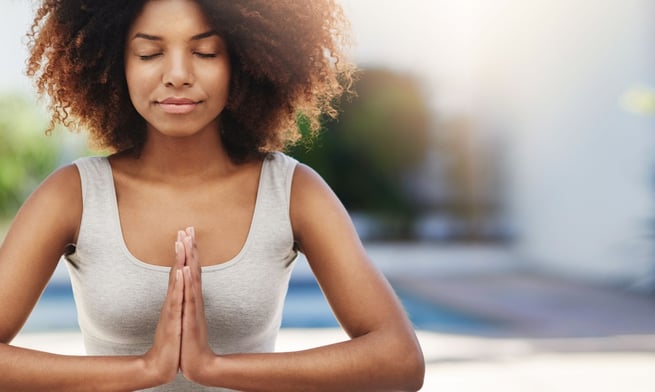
xmin=141 ymin=236 xmax=185 ymax=385
xmin=178 ymin=227 xmax=216 ymax=384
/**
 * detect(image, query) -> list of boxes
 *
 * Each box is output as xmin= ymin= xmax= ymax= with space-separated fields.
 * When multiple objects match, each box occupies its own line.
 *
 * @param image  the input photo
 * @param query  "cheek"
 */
xmin=124 ymin=64 xmax=138 ymax=98
xmin=203 ymin=60 xmax=231 ymax=94
xmin=124 ymin=64 xmax=150 ymax=108
xmin=213 ymin=69 xmax=231 ymax=104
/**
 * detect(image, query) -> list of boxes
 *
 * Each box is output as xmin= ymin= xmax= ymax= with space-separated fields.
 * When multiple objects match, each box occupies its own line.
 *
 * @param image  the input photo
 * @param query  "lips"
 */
xmin=157 ymin=97 xmax=200 ymax=114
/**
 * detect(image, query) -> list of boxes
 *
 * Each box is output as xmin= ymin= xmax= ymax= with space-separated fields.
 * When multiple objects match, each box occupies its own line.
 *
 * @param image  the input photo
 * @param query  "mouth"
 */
xmin=156 ymin=97 xmax=201 ymax=114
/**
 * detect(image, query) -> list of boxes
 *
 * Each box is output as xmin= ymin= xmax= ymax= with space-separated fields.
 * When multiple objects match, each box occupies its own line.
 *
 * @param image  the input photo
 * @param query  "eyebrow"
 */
xmin=132 ymin=30 xmax=219 ymax=41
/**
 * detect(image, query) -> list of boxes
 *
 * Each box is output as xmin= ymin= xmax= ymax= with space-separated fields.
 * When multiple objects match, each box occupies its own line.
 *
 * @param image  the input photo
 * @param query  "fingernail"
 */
xmin=187 ymin=226 xmax=195 ymax=239
xmin=175 ymin=241 xmax=182 ymax=254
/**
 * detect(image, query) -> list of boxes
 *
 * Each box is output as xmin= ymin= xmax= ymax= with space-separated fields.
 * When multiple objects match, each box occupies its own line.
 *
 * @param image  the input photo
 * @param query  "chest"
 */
xmin=115 ymin=173 xmax=259 ymax=267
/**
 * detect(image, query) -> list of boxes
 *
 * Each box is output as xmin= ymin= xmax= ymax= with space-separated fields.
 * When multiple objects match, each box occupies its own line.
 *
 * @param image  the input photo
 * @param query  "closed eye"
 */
xmin=194 ymin=52 xmax=217 ymax=59
xmin=139 ymin=53 xmax=162 ymax=61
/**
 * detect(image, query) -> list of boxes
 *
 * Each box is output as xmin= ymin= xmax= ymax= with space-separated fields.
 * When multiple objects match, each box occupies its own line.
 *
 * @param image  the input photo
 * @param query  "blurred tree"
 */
xmin=0 ymin=94 xmax=64 ymax=219
xmin=289 ymin=68 xmax=433 ymax=238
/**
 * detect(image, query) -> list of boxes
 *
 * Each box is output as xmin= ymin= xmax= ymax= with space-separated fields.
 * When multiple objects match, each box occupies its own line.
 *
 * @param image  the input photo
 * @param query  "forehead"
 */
xmin=129 ymin=0 xmax=212 ymax=37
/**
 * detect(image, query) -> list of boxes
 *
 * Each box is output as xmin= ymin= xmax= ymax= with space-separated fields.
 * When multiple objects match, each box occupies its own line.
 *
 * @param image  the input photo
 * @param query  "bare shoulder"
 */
xmin=12 ymin=163 xmax=82 ymax=244
xmin=289 ymin=162 xmax=359 ymax=250
xmin=290 ymin=163 xmax=342 ymax=217
xmin=290 ymin=163 xmax=327 ymax=192
xmin=42 ymin=163 xmax=81 ymax=192
xmin=30 ymin=163 xmax=82 ymax=211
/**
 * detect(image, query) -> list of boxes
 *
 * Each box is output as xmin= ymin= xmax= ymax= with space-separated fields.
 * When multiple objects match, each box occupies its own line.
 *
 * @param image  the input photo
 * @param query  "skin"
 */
xmin=0 ymin=0 xmax=425 ymax=390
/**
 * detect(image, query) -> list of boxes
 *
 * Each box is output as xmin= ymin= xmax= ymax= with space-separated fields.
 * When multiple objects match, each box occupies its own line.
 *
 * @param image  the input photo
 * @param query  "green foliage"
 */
xmin=289 ymin=68 xmax=433 ymax=237
xmin=0 ymin=94 xmax=65 ymax=219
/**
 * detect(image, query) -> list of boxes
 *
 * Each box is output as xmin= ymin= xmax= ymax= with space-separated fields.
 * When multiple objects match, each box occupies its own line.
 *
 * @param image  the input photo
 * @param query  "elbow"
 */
xmin=379 ymin=333 xmax=425 ymax=391
xmin=401 ymin=342 xmax=425 ymax=391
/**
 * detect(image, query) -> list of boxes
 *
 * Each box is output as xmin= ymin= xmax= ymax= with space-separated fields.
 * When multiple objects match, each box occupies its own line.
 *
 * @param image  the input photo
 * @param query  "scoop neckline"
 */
xmin=102 ymin=157 xmax=267 ymax=273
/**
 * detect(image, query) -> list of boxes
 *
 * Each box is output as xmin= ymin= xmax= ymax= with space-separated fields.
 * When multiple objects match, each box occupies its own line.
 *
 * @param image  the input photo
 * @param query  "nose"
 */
xmin=162 ymin=51 xmax=194 ymax=88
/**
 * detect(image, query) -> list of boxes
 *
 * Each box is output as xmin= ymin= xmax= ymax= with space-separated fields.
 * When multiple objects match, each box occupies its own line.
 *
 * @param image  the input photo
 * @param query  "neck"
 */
xmin=133 ymin=126 xmax=236 ymax=181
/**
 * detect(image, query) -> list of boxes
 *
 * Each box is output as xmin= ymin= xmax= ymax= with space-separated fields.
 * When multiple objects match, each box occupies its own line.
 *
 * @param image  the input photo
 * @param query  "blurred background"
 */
xmin=3 ymin=0 xmax=655 ymax=391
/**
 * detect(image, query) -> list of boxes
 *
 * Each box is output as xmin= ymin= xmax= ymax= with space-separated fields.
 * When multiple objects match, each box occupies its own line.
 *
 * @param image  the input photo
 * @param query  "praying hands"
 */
xmin=143 ymin=227 xmax=215 ymax=385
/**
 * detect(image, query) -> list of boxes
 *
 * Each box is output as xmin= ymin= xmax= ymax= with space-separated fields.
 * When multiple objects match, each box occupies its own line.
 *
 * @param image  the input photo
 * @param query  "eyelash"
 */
xmin=194 ymin=52 xmax=217 ymax=59
xmin=138 ymin=52 xmax=217 ymax=61
xmin=139 ymin=54 xmax=162 ymax=61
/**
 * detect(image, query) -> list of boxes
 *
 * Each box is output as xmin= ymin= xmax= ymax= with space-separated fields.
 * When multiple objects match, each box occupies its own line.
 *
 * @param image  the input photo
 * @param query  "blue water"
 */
xmin=23 ymin=279 xmax=497 ymax=334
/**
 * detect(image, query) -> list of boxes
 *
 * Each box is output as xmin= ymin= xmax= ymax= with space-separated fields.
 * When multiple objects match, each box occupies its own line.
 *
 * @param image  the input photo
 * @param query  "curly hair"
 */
xmin=27 ymin=0 xmax=355 ymax=162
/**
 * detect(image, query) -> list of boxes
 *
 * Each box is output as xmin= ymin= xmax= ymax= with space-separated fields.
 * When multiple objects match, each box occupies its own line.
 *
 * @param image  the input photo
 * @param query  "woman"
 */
xmin=0 ymin=0 xmax=425 ymax=390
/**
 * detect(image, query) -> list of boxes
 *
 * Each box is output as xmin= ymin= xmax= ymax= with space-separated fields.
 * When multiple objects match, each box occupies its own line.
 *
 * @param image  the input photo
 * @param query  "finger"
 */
xmin=175 ymin=240 xmax=185 ymax=269
xmin=167 ymin=236 xmax=186 ymax=289
xmin=186 ymin=255 xmax=206 ymax=315
xmin=183 ymin=266 xmax=191 ymax=300
xmin=184 ymin=227 xmax=198 ymax=264
xmin=183 ymin=235 xmax=200 ymax=278
xmin=164 ymin=271 xmax=183 ymax=366
xmin=182 ymin=266 xmax=196 ymax=323
xmin=163 ymin=269 xmax=184 ymax=325
xmin=167 ymin=243 xmax=183 ymax=294
xmin=183 ymin=235 xmax=193 ymax=264
xmin=184 ymin=264 xmax=204 ymax=308
xmin=177 ymin=230 xmax=187 ymax=264
xmin=172 ymin=269 xmax=184 ymax=320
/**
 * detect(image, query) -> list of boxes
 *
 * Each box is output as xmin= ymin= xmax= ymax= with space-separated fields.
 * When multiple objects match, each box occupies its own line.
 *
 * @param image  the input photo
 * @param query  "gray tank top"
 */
xmin=66 ymin=152 xmax=298 ymax=391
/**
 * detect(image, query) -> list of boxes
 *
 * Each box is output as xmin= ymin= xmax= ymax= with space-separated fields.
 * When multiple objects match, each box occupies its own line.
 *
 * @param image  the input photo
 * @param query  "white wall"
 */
xmin=474 ymin=0 xmax=655 ymax=283
xmin=0 ymin=1 xmax=34 ymax=93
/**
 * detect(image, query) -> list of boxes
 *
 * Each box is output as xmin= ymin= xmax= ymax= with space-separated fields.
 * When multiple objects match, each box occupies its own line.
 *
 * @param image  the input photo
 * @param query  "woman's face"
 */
xmin=124 ymin=0 xmax=230 ymax=139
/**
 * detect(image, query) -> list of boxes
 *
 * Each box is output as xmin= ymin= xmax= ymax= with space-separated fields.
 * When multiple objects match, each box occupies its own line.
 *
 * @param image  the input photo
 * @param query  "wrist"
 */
xmin=185 ymin=351 xmax=221 ymax=386
xmin=139 ymin=354 xmax=177 ymax=387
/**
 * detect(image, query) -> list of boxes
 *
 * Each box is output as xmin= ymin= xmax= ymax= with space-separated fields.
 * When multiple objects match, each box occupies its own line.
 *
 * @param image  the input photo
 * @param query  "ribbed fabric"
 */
xmin=66 ymin=152 xmax=298 ymax=391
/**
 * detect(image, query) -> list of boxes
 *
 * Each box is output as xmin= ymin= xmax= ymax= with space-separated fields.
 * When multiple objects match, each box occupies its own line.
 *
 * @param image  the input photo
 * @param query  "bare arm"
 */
xmin=180 ymin=164 xmax=425 ymax=391
xmin=0 ymin=165 xmax=184 ymax=391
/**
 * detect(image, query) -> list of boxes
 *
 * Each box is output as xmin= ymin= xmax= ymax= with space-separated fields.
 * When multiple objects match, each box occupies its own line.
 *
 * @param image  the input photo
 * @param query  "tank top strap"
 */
xmin=258 ymin=152 xmax=298 ymax=212
xmin=245 ymin=152 xmax=298 ymax=252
